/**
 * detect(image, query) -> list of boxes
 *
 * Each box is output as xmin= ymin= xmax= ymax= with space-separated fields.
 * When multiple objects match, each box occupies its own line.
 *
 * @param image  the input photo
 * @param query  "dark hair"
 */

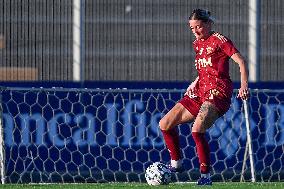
xmin=189 ymin=9 xmax=212 ymax=22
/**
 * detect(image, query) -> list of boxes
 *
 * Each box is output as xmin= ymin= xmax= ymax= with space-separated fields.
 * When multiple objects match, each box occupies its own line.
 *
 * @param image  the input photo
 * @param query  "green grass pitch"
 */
xmin=0 ymin=183 xmax=284 ymax=189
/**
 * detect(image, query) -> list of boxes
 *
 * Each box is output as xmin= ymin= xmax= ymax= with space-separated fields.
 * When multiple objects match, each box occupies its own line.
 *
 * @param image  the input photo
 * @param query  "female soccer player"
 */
xmin=159 ymin=9 xmax=249 ymax=185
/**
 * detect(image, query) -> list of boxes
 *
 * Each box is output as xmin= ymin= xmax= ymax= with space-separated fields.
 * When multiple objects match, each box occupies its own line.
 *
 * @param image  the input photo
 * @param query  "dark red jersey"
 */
xmin=193 ymin=32 xmax=239 ymax=98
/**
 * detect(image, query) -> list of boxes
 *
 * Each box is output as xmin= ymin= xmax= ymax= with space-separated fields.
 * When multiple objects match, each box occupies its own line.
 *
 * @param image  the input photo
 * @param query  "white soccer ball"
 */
xmin=145 ymin=162 xmax=172 ymax=185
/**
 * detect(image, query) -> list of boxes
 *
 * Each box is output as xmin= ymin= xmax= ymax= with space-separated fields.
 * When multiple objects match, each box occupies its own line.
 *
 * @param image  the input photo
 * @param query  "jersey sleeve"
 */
xmin=220 ymin=39 xmax=239 ymax=57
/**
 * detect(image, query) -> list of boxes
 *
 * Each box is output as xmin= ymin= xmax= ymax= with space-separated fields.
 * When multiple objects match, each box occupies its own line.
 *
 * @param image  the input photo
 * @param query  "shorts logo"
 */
xmin=208 ymin=89 xmax=220 ymax=100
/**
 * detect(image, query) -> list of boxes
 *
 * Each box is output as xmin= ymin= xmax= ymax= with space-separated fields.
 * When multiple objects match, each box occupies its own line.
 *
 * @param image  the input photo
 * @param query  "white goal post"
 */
xmin=0 ymin=87 xmax=283 ymax=183
xmin=242 ymin=99 xmax=255 ymax=182
xmin=0 ymin=93 xmax=5 ymax=184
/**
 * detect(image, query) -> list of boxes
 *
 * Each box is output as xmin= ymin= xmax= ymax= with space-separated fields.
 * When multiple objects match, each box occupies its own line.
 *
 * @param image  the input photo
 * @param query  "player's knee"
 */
xmin=192 ymin=118 xmax=211 ymax=133
xmin=192 ymin=124 xmax=206 ymax=133
xmin=159 ymin=119 xmax=168 ymax=131
xmin=159 ymin=117 xmax=171 ymax=131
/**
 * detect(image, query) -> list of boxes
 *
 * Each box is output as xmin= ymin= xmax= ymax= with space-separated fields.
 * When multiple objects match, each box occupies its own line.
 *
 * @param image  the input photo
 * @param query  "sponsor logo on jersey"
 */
xmin=195 ymin=57 xmax=212 ymax=69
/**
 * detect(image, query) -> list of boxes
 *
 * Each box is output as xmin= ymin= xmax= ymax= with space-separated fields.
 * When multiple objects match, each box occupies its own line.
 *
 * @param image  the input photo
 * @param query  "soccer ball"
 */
xmin=145 ymin=162 xmax=172 ymax=185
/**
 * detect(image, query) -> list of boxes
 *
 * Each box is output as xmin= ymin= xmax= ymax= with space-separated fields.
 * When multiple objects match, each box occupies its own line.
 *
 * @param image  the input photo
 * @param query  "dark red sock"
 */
xmin=192 ymin=132 xmax=211 ymax=174
xmin=161 ymin=128 xmax=181 ymax=160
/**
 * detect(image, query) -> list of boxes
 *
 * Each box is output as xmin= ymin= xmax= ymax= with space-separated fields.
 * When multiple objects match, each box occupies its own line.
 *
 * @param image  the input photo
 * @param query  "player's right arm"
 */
xmin=184 ymin=76 xmax=199 ymax=97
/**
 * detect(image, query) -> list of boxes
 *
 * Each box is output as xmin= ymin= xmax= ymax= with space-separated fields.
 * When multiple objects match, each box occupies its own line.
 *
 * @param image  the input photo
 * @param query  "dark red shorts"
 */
xmin=179 ymin=90 xmax=231 ymax=117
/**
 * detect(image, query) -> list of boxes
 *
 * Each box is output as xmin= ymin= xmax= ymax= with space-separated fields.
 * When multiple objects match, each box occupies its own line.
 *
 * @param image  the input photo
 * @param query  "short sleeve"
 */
xmin=220 ymin=39 xmax=239 ymax=57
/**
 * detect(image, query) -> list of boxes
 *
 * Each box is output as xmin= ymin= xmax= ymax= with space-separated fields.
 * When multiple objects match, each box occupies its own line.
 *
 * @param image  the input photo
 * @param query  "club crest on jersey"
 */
xmin=206 ymin=46 xmax=214 ymax=54
xmin=195 ymin=57 xmax=212 ymax=69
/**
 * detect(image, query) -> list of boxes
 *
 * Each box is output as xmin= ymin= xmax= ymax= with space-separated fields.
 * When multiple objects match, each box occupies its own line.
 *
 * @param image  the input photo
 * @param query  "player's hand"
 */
xmin=237 ymin=85 xmax=249 ymax=100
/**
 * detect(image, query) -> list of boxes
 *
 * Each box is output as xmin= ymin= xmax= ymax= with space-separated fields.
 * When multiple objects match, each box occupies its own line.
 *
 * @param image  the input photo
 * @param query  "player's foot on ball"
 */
xmin=167 ymin=164 xmax=185 ymax=173
xmin=196 ymin=177 xmax=212 ymax=185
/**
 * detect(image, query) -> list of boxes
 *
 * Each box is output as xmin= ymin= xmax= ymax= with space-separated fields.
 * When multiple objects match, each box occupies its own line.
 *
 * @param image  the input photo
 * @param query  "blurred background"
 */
xmin=0 ymin=0 xmax=283 ymax=83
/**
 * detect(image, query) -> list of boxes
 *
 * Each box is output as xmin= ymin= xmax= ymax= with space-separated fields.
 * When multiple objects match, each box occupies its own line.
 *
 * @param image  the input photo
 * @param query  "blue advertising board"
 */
xmin=0 ymin=86 xmax=284 ymax=183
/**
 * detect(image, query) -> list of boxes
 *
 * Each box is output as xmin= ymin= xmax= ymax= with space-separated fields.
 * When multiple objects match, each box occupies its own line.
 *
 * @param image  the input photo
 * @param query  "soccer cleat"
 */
xmin=196 ymin=177 xmax=212 ymax=186
xmin=166 ymin=164 xmax=185 ymax=173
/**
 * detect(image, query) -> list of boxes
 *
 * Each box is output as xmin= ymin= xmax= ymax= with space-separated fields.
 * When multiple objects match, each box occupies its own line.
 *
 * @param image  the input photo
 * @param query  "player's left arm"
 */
xmin=231 ymin=53 xmax=249 ymax=100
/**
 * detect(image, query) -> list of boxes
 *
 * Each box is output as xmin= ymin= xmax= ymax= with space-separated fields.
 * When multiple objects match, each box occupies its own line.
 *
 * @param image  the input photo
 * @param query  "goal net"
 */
xmin=0 ymin=87 xmax=283 ymax=183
